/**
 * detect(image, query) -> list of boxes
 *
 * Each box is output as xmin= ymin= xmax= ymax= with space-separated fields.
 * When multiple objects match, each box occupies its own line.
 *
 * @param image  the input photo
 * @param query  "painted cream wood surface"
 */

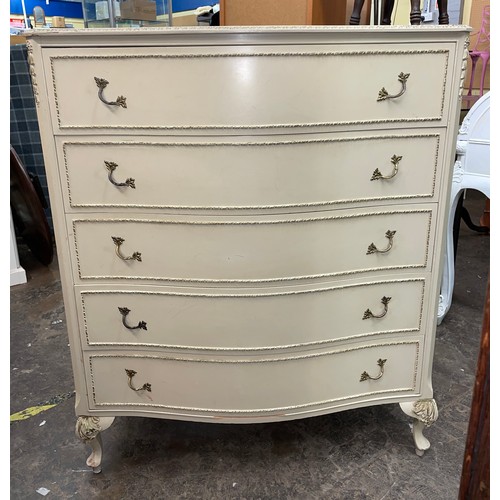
xmin=58 ymin=132 xmax=444 ymax=210
xmin=78 ymin=278 xmax=427 ymax=350
xmin=45 ymin=44 xmax=452 ymax=132
xmin=69 ymin=207 xmax=435 ymax=283
xmin=87 ymin=341 xmax=420 ymax=414
xmin=27 ymin=26 xmax=469 ymax=463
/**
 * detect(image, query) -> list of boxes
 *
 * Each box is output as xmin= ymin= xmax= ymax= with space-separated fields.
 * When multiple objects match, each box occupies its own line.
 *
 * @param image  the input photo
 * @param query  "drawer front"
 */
xmin=69 ymin=207 xmax=435 ymax=283
xmin=87 ymin=341 xmax=421 ymax=416
xmin=45 ymin=45 xmax=452 ymax=132
xmin=78 ymin=278 xmax=427 ymax=350
xmin=59 ymin=132 xmax=442 ymax=211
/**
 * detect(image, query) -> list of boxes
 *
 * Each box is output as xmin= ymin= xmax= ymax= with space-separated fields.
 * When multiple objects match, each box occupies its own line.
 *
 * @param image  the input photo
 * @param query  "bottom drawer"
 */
xmin=87 ymin=341 xmax=420 ymax=417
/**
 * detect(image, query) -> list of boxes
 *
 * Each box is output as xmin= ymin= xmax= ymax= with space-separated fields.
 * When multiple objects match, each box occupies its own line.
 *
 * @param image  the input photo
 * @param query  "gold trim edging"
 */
xmin=25 ymin=41 xmax=40 ymax=107
xmin=49 ymin=49 xmax=449 ymax=130
xmin=79 ymin=278 xmax=426 ymax=350
xmin=61 ymin=134 xmax=441 ymax=210
xmin=87 ymin=340 xmax=420 ymax=413
xmin=71 ymin=210 xmax=433 ymax=282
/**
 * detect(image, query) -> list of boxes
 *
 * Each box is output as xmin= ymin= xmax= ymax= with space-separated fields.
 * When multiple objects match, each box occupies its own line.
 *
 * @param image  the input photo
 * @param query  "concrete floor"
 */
xmin=10 ymin=190 xmax=489 ymax=500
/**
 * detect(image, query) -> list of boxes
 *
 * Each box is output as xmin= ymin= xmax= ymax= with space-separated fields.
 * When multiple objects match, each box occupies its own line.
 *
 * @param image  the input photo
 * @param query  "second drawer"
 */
xmin=77 ymin=277 xmax=427 ymax=350
xmin=58 ymin=132 xmax=442 ymax=211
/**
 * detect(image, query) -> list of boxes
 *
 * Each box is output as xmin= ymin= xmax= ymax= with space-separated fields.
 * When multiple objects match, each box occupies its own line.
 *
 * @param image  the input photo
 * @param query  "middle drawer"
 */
xmin=77 ymin=277 xmax=428 ymax=351
xmin=68 ymin=205 xmax=436 ymax=284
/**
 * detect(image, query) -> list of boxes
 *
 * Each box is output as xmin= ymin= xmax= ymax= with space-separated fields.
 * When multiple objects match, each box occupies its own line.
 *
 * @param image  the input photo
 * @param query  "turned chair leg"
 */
xmin=381 ymin=0 xmax=395 ymax=25
xmin=349 ymin=0 xmax=366 ymax=25
xmin=410 ymin=0 xmax=422 ymax=24
xmin=437 ymin=0 xmax=449 ymax=24
xmin=479 ymin=54 xmax=490 ymax=96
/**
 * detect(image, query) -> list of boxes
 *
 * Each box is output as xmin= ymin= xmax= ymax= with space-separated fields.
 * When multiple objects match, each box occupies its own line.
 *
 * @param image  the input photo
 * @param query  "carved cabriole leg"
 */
xmin=75 ymin=416 xmax=115 ymax=473
xmin=400 ymin=399 xmax=439 ymax=456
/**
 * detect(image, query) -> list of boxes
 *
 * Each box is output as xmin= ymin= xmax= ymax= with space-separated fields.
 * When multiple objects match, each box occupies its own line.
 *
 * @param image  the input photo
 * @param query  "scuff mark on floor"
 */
xmin=10 ymin=391 xmax=75 ymax=422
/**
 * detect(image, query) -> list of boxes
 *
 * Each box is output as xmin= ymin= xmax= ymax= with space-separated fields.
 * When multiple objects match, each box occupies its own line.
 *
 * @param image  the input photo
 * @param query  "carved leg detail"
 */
xmin=400 ymin=399 xmax=438 ymax=456
xmin=75 ymin=416 xmax=115 ymax=473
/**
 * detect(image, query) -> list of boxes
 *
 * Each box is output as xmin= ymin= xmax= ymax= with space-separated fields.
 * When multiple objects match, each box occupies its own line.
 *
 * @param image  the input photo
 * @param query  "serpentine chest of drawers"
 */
xmin=27 ymin=25 xmax=470 ymax=471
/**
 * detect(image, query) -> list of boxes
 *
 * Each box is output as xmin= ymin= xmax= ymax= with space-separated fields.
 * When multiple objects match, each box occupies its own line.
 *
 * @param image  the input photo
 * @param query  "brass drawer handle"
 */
xmin=118 ymin=307 xmax=147 ymax=331
xmin=94 ymin=77 xmax=127 ymax=108
xmin=366 ymin=230 xmax=396 ymax=255
xmin=125 ymin=369 xmax=151 ymax=392
xmin=371 ymin=155 xmax=402 ymax=181
xmin=111 ymin=236 xmax=142 ymax=262
xmin=363 ymin=296 xmax=391 ymax=320
xmin=377 ymin=72 xmax=410 ymax=101
xmin=105 ymin=161 xmax=135 ymax=189
xmin=360 ymin=358 xmax=387 ymax=382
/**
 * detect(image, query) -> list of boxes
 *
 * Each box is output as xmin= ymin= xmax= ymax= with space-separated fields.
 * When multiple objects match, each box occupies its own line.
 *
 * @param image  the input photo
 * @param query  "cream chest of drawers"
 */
xmin=27 ymin=26 xmax=470 ymax=471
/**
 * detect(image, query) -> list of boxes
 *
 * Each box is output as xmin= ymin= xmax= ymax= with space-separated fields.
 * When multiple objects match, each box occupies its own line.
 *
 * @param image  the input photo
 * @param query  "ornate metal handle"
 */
xmin=118 ymin=307 xmax=147 ymax=330
xmin=377 ymin=72 xmax=410 ymax=101
xmin=111 ymin=236 xmax=142 ymax=262
xmin=366 ymin=230 xmax=396 ymax=255
xmin=360 ymin=358 xmax=387 ymax=382
xmin=94 ymin=77 xmax=127 ymax=108
xmin=105 ymin=161 xmax=135 ymax=189
xmin=363 ymin=296 xmax=391 ymax=320
xmin=125 ymin=369 xmax=151 ymax=392
xmin=371 ymin=155 xmax=402 ymax=181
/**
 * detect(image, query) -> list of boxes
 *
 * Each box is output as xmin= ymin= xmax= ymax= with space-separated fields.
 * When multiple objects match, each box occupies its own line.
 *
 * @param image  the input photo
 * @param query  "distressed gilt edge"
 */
xmin=71 ymin=209 xmax=433 ymax=282
xmin=431 ymin=135 xmax=441 ymax=198
xmin=424 ymin=212 xmax=433 ymax=269
xmin=70 ymin=195 xmax=433 ymax=210
xmin=79 ymin=278 xmax=426 ymax=350
xmin=61 ymin=134 xmax=441 ymax=210
xmin=93 ymin=388 xmax=417 ymax=415
xmin=71 ymin=208 xmax=434 ymax=225
xmin=25 ymin=40 xmax=40 ymax=107
xmin=58 ymin=117 xmax=443 ymax=131
xmin=439 ymin=51 xmax=450 ymax=117
xmin=413 ymin=398 xmax=439 ymax=426
xmin=28 ymin=25 xmax=472 ymax=35
xmin=77 ymin=265 xmax=429 ymax=284
xmin=51 ymin=49 xmax=450 ymax=59
xmin=459 ymin=35 xmax=471 ymax=100
xmin=49 ymin=49 xmax=449 ymax=130
xmin=86 ymin=331 xmax=420 ymax=351
xmin=75 ymin=415 xmax=101 ymax=442
xmin=87 ymin=340 xmax=420 ymax=413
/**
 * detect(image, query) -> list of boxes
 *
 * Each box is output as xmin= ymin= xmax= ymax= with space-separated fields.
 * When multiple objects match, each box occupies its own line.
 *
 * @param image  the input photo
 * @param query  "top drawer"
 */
xmin=43 ymin=44 xmax=453 ymax=134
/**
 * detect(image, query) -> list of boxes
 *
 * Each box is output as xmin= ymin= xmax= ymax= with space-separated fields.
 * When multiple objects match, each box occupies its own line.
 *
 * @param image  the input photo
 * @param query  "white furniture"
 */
xmin=27 ymin=26 xmax=470 ymax=471
xmin=438 ymin=91 xmax=490 ymax=324
xmin=10 ymin=210 xmax=27 ymax=286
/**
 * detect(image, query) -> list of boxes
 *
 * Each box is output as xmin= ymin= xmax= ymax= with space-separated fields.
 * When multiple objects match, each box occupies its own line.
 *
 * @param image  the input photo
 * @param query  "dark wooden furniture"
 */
xmin=459 ymin=280 xmax=490 ymax=499
xmin=10 ymin=145 xmax=53 ymax=266
xmin=349 ymin=0 xmax=449 ymax=25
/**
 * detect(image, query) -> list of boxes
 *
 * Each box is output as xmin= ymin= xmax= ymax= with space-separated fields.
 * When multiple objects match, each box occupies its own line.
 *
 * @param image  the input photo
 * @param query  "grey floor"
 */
xmin=10 ymin=190 xmax=489 ymax=500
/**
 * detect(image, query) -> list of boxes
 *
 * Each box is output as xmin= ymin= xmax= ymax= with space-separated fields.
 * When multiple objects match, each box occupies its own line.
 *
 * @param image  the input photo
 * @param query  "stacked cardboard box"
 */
xmin=95 ymin=0 xmax=157 ymax=21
